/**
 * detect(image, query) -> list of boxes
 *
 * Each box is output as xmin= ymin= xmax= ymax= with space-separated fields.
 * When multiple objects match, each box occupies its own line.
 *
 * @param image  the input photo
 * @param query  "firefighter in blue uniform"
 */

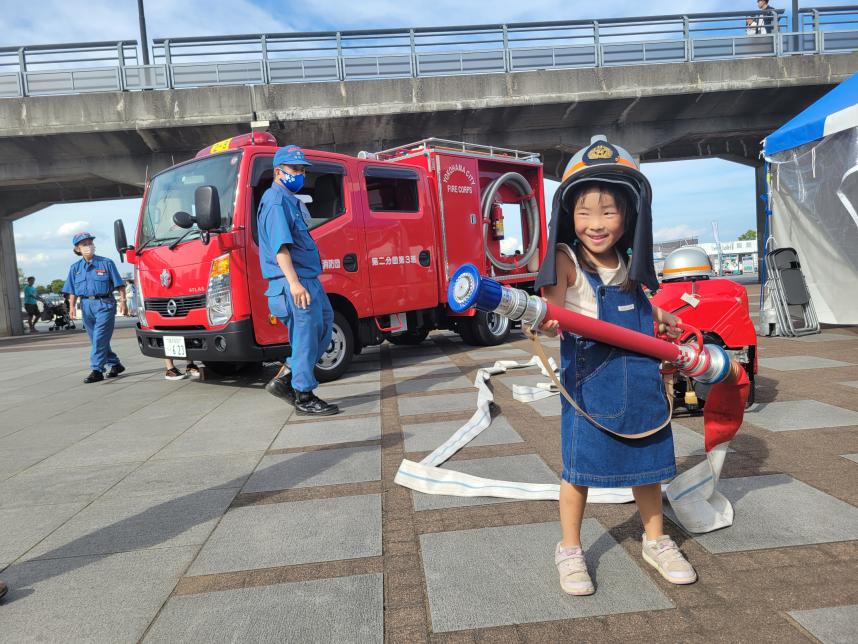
xmin=258 ymin=145 xmax=339 ymax=416
xmin=63 ymin=232 xmax=128 ymax=383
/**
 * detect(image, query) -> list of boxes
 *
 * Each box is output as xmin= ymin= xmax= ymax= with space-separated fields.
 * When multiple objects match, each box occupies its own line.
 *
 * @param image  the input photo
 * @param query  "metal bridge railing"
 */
xmin=2 ymin=6 xmax=858 ymax=99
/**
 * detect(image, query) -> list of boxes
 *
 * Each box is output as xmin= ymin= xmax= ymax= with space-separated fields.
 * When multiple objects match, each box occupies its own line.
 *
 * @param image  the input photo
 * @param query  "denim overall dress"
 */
xmin=560 ymin=267 xmax=676 ymax=488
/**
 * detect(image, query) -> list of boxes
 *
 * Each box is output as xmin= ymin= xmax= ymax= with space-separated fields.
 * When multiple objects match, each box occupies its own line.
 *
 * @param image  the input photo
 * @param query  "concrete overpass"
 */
xmin=1 ymin=51 xmax=856 ymax=335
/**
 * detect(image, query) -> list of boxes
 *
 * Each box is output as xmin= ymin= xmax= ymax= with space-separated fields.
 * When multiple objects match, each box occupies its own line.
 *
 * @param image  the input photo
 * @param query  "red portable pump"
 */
xmin=650 ymin=246 xmax=758 ymax=410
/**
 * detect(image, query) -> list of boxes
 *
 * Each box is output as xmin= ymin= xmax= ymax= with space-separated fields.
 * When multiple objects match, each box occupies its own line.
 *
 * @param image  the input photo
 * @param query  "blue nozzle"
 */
xmin=448 ymin=264 xmax=504 ymax=313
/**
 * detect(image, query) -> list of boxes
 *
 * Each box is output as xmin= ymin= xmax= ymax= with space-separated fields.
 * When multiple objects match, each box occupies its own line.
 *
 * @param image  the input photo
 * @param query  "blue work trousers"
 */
xmin=81 ymin=298 xmax=119 ymax=371
xmin=273 ymin=277 xmax=333 ymax=392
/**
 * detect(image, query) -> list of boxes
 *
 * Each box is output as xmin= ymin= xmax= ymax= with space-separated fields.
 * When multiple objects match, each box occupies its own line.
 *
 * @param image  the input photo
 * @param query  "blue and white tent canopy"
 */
xmin=764 ymin=71 xmax=858 ymax=157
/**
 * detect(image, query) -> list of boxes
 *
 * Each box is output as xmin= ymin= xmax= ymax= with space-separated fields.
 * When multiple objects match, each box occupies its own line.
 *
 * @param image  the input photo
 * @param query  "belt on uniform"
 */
xmin=81 ymin=295 xmax=113 ymax=300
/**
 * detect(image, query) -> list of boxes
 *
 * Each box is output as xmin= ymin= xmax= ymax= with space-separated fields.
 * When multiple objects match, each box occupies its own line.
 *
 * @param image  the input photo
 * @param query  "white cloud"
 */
xmin=56 ymin=221 xmax=90 ymax=237
xmin=653 ymin=224 xmax=704 ymax=242
xmin=0 ymin=0 xmax=292 ymax=47
xmin=16 ymin=252 xmax=52 ymax=265
xmin=500 ymin=236 xmax=521 ymax=255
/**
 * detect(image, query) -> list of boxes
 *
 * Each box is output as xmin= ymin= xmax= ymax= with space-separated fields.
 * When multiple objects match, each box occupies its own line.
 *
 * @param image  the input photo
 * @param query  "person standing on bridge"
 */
xmin=750 ymin=0 xmax=776 ymax=34
xmin=258 ymin=145 xmax=339 ymax=416
xmin=62 ymin=232 xmax=128 ymax=383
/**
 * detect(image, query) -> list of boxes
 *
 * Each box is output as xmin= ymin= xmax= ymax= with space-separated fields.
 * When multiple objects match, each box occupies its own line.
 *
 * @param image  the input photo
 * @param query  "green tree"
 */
xmin=49 ymin=279 xmax=65 ymax=294
xmin=36 ymin=285 xmax=48 ymax=295
xmin=738 ymin=229 xmax=757 ymax=241
xmin=17 ymin=267 xmax=26 ymax=290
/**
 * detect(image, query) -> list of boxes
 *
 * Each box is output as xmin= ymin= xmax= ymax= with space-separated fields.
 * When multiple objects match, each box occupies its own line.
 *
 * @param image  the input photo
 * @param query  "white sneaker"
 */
xmin=555 ymin=542 xmax=595 ymax=596
xmin=641 ymin=534 xmax=697 ymax=584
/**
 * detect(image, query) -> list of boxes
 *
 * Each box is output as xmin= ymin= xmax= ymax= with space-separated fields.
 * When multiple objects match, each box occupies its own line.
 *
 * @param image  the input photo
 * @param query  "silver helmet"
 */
xmin=662 ymin=246 xmax=713 ymax=281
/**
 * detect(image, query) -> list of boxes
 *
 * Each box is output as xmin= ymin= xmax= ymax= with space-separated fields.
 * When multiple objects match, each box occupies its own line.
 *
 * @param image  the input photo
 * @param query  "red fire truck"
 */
xmin=114 ymin=134 xmax=547 ymax=381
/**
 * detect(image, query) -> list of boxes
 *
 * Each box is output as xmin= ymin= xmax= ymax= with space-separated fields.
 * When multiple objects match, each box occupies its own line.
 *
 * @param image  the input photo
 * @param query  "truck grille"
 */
xmin=145 ymin=295 xmax=207 ymax=318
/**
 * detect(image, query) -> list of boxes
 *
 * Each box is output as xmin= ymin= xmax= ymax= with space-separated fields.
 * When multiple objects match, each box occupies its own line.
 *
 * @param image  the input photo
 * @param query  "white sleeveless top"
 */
xmin=556 ymin=243 xmax=628 ymax=319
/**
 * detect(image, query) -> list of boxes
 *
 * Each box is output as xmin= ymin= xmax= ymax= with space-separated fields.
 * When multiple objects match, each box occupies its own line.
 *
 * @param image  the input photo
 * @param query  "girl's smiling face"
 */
xmin=572 ymin=186 xmax=626 ymax=265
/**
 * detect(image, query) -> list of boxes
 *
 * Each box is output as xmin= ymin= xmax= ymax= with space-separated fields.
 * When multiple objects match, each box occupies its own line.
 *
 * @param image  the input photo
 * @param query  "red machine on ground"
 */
xmin=650 ymin=246 xmax=758 ymax=410
xmin=114 ymin=134 xmax=546 ymax=381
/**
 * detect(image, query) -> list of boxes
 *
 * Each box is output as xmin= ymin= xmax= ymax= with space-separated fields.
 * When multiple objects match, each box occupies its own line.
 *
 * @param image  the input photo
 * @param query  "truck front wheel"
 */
xmin=470 ymin=311 xmax=511 ymax=346
xmin=314 ymin=311 xmax=354 ymax=383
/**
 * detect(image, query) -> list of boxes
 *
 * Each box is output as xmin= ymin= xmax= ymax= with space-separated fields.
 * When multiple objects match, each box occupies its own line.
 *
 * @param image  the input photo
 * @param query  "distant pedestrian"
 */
xmin=23 ymin=276 xmax=44 ymax=333
xmin=62 ymin=232 xmax=128 ymax=383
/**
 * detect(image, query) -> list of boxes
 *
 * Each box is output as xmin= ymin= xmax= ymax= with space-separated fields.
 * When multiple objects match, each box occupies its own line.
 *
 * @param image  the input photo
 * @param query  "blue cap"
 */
xmin=72 ymin=231 xmax=96 ymax=246
xmin=273 ymin=145 xmax=312 ymax=168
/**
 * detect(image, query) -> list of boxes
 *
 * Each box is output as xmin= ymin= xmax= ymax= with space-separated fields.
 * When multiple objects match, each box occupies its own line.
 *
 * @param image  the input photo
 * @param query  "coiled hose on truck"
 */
xmin=480 ymin=172 xmax=541 ymax=272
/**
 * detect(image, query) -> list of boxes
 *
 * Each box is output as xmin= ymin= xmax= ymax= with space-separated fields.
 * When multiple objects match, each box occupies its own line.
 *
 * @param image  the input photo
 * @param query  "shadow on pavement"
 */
xmin=1 ymin=437 xmax=356 ymax=603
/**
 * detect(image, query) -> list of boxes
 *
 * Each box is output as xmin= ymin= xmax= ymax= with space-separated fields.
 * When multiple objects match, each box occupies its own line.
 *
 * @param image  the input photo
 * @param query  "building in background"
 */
xmin=653 ymin=238 xmax=757 ymax=278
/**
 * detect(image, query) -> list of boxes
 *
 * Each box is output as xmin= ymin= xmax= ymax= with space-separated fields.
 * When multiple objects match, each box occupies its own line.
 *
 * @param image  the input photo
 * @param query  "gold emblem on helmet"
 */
xmin=587 ymin=144 xmax=615 ymax=160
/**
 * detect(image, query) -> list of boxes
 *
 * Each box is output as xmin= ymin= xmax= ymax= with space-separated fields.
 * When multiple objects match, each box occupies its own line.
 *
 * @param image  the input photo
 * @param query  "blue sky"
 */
xmin=7 ymin=0 xmax=851 ymax=283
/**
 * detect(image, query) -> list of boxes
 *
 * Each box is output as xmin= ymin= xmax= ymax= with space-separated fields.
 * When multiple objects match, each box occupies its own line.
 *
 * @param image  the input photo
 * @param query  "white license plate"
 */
xmin=163 ymin=336 xmax=187 ymax=358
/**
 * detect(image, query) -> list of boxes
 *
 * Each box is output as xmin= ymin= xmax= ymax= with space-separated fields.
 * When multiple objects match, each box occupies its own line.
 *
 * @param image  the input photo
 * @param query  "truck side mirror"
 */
xmin=114 ymin=219 xmax=131 ymax=261
xmin=172 ymin=211 xmax=195 ymax=229
xmin=194 ymin=186 xmax=222 ymax=231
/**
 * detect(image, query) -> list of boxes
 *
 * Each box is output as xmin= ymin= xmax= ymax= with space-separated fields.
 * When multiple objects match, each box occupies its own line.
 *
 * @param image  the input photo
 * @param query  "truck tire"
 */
xmin=314 ymin=311 xmax=354 ymax=383
xmin=457 ymin=317 xmax=478 ymax=345
xmin=388 ymin=329 xmax=430 ymax=346
xmin=470 ymin=310 xmax=511 ymax=346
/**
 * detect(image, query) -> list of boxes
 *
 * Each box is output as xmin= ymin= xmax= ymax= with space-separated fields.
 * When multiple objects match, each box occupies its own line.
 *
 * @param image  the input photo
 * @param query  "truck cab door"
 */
xmin=246 ymin=155 xmax=362 ymax=347
xmin=360 ymin=164 xmax=438 ymax=315
xmin=246 ymin=154 xmax=289 ymax=348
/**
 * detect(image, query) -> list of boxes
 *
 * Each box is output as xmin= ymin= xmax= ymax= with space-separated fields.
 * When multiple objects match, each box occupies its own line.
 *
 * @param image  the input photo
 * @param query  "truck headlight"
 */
xmin=207 ymin=253 xmax=232 ymax=326
xmin=136 ymin=267 xmax=149 ymax=328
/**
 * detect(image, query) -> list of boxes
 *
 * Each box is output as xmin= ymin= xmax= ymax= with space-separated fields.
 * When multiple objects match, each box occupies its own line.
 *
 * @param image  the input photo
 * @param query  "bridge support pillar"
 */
xmin=0 ymin=219 xmax=24 ymax=337
xmin=755 ymin=163 xmax=768 ymax=284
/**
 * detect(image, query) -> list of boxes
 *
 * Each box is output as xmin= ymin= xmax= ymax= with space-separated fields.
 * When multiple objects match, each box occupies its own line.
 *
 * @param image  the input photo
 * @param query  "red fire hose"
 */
xmin=448 ymin=264 xmax=750 ymax=450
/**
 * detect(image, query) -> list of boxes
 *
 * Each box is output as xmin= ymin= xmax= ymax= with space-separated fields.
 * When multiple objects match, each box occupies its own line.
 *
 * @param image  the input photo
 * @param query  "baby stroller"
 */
xmin=46 ymin=301 xmax=75 ymax=331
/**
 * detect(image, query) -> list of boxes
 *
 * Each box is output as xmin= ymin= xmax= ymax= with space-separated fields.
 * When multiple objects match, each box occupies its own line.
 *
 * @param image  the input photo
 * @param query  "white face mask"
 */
xmin=81 ymin=245 xmax=95 ymax=258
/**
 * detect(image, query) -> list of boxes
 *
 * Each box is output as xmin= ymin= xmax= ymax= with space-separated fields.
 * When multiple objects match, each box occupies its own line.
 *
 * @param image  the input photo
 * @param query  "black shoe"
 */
xmin=265 ymin=372 xmax=296 ymax=405
xmin=295 ymin=391 xmax=340 ymax=416
xmin=84 ymin=370 xmax=104 ymax=383
xmin=0 ymin=579 xmax=7 ymax=602
xmin=106 ymin=363 xmax=125 ymax=378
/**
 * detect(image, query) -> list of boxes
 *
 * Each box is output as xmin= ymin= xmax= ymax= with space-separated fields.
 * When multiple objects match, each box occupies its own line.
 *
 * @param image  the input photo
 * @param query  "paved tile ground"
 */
xmin=788 ymin=604 xmax=858 ymax=643
xmin=1 ymin=303 xmax=858 ymax=642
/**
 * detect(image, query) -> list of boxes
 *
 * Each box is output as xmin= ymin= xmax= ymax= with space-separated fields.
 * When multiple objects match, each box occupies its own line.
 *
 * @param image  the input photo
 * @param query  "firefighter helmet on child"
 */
xmin=535 ymin=134 xmax=660 ymax=292
xmin=557 ymin=135 xmax=651 ymax=209
xmin=662 ymin=246 xmax=713 ymax=281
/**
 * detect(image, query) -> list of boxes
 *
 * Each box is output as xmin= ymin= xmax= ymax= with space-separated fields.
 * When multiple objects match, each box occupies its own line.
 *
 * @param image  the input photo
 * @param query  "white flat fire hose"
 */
xmin=394 ymin=353 xmax=734 ymax=533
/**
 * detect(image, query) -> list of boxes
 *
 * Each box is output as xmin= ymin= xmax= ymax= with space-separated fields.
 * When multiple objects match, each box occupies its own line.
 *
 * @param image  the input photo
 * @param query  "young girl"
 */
xmin=534 ymin=135 xmax=697 ymax=595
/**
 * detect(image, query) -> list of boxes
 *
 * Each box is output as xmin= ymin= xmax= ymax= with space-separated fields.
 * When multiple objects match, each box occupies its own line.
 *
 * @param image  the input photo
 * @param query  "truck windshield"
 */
xmin=138 ymin=152 xmax=240 ymax=248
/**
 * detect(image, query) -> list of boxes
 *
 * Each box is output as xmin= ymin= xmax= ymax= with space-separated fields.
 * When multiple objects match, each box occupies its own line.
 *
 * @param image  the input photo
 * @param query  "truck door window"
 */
xmin=364 ymin=166 xmax=419 ymax=212
xmin=250 ymin=157 xmax=346 ymax=244
xmin=139 ymin=151 xmax=240 ymax=248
